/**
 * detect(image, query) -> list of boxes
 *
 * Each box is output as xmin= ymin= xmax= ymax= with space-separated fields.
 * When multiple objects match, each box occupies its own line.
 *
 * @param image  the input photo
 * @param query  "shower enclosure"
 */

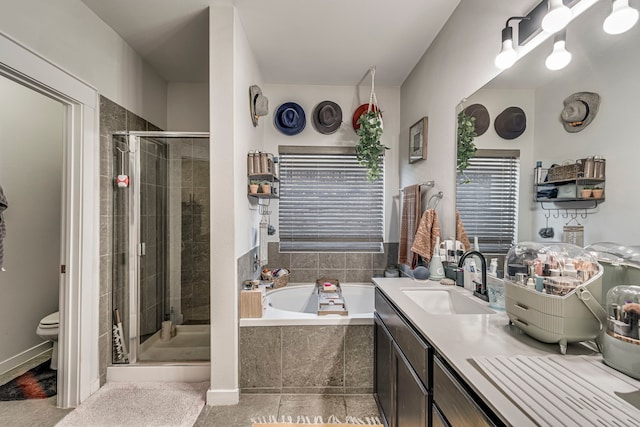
xmin=111 ymin=132 xmax=210 ymax=364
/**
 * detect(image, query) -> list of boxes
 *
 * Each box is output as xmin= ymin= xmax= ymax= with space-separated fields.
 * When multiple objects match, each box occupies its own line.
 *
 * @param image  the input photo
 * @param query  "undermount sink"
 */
xmin=402 ymin=289 xmax=495 ymax=315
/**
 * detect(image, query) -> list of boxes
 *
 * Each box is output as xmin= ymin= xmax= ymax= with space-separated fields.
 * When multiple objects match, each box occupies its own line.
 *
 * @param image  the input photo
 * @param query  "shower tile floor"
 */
xmin=139 ymin=324 xmax=210 ymax=362
xmin=0 ymin=393 xmax=379 ymax=427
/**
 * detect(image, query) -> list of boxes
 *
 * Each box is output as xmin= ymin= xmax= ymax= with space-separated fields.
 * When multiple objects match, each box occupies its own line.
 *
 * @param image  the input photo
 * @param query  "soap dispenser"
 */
xmin=429 ymin=236 xmax=445 ymax=280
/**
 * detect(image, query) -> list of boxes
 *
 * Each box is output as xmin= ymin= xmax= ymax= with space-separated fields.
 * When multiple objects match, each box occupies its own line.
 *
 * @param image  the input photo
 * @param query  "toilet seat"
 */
xmin=36 ymin=311 xmax=60 ymax=370
xmin=39 ymin=311 xmax=59 ymax=328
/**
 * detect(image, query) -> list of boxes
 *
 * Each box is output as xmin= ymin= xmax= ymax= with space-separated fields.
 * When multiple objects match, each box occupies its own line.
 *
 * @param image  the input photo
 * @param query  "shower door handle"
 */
xmin=137 ymin=242 xmax=146 ymax=256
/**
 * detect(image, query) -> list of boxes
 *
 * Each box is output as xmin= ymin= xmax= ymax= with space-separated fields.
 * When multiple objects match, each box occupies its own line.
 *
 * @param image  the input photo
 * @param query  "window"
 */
xmin=278 ymin=146 xmax=384 ymax=252
xmin=456 ymin=149 xmax=520 ymax=255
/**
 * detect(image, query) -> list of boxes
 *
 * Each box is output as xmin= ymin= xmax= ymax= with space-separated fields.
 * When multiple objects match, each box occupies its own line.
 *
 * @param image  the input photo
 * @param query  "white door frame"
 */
xmin=0 ymin=32 xmax=99 ymax=407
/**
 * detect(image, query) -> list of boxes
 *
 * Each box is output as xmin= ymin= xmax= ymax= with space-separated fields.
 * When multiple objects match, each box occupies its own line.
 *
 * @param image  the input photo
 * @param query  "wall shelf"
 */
xmin=534 ymin=164 xmax=605 ymax=216
xmin=248 ymin=153 xmax=279 ymax=199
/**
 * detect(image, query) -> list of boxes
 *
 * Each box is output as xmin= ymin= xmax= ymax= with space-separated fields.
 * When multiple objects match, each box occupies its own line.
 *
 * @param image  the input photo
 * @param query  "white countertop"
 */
xmin=373 ymin=277 xmax=602 ymax=426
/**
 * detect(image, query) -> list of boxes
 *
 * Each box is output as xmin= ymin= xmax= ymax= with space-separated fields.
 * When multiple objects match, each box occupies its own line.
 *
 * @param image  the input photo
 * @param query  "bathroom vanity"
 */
xmin=372 ymin=277 xmax=637 ymax=427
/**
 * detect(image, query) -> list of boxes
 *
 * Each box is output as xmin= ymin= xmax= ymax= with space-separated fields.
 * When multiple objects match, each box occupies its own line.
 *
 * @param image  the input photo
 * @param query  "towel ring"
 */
xmin=427 ymin=191 xmax=443 ymax=209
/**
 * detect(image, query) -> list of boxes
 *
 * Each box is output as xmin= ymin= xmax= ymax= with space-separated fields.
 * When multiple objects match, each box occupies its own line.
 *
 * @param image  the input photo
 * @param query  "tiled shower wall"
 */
xmin=99 ymin=96 xmax=161 ymax=385
xmin=178 ymin=148 xmax=211 ymax=324
xmin=266 ymin=242 xmax=399 ymax=283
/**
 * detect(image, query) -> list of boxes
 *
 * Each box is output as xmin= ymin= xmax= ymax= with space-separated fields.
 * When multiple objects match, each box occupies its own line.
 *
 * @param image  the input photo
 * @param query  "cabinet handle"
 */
xmin=514 ymin=317 xmax=529 ymax=327
xmin=514 ymin=303 xmax=529 ymax=311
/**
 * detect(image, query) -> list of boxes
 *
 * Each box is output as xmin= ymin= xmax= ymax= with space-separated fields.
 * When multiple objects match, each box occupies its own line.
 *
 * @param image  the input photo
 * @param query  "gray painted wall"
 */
xmin=0 ymin=76 xmax=64 ymax=365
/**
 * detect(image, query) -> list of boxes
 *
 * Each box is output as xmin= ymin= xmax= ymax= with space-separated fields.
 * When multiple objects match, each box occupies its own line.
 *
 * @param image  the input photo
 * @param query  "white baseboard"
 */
xmin=0 ymin=342 xmax=53 ymax=375
xmin=206 ymin=388 xmax=239 ymax=406
xmin=106 ymin=363 xmax=210 ymax=383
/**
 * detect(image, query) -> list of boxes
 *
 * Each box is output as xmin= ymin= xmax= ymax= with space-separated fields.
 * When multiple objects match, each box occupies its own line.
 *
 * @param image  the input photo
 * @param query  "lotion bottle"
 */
xmin=429 ymin=236 xmax=445 ymax=280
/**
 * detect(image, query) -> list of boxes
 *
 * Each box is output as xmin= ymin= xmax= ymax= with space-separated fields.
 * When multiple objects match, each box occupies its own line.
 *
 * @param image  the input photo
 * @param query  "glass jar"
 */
xmin=594 ymin=156 xmax=606 ymax=179
xmin=583 ymin=156 xmax=595 ymax=178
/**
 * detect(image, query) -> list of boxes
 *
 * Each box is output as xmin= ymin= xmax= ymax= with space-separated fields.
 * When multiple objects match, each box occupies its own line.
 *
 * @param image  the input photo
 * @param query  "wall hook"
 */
xmin=561 ymin=210 xmax=569 ymax=219
xmin=553 ymin=209 xmax=560 ymax=219
xmin=581 ymin=209 xmax=588 ymax=219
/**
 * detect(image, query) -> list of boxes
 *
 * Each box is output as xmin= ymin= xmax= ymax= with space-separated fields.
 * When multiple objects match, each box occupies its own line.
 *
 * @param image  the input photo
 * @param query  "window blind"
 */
xmin=456 ymin=150 xmax=520 ymax=255
xmin=278 ymin=146 xmax=384 ymax=252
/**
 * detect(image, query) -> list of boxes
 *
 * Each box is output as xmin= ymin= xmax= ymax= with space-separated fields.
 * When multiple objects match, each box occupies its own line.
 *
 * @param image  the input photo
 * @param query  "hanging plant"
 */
xmin=457 ymin=110 xmax=477 ymax=183
xmin=355 ymin=67 xmax=388 ymax=181
xmin=356 ymin=110 xmax=387 ymax=181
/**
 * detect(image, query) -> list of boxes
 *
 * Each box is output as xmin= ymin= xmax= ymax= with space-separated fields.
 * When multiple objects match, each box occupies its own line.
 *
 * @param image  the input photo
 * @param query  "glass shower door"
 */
xmin=112 ymin=132 xmax=210 ymax=364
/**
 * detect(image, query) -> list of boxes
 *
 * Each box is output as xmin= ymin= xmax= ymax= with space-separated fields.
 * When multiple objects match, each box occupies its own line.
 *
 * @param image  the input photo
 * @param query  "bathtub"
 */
xmin=239 ymin=283 xmax=375 ymax=327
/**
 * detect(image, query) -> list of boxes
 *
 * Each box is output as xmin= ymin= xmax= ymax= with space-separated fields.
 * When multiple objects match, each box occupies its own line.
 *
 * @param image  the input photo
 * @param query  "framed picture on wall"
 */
xmin=409 ymin=117 xmax=428 ymax=163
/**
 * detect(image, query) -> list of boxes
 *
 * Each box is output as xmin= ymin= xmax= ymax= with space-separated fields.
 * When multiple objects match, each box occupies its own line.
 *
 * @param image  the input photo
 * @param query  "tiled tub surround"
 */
xmin=266 ymin=242 xmax=399 ymax=283
xmin=240 ymin=324 xmax=373 ymax=395
xmin=236 ymin=244 xmax=393 ymax=394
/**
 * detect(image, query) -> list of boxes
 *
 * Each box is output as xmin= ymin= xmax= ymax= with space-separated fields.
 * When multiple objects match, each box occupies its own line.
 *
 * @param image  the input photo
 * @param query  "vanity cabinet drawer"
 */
xmin=433 ymin=356 xmax=495 ymax=427
xmin=375 ymin=288 xmax=432 ymax=389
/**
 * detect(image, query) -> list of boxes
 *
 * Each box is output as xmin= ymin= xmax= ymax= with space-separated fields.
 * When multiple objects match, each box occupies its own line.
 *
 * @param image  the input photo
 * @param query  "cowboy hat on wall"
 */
xmin=494 ymin=106 xmax=527 ymax=140
xmin=560 ymin=92 xmax=600 ymax=133
xmin=274 ymin=102 xmax=306 ymax=136
xmin=249 ymin=85 xmax=269 ymax=127
xmin=312 ymin=101 xmax=342 ymax=135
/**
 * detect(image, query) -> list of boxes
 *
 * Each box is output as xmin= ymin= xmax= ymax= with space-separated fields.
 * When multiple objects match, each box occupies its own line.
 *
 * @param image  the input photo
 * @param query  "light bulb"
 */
xmin=542 ymin=0 xmax=572 ymax=33
xmin=603 ymin=0 xmax=639 ymax=35
xmin=495 ymin=40 xmax=517 ymax=69
xmin=545 ymin=39 xmax=572 ymax=70
xmin=495 ymin=26 xmax=517 ymax=69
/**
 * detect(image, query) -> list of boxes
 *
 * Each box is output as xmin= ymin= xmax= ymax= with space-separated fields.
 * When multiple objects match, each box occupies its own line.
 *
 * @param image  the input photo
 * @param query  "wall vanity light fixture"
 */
xmin=495 ymin=16 xmax=530 ymax=69
xmin=542 ymin=0 xmax=573 ymax=32
xmin=545 ymin=30 xmax=572 ymax=70
xmin=603 ymin=0 xmax=639 ymax=34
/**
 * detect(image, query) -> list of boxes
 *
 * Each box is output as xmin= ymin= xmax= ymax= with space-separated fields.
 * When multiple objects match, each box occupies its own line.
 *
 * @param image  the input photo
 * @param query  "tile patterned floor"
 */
xmin=0 ymin=393 xmax=379 ymax=427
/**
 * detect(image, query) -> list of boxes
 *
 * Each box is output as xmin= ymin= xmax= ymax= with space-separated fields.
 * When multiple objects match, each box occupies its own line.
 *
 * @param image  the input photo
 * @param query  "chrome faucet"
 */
xmin=458 ymin=251 xmax=488 ymax=301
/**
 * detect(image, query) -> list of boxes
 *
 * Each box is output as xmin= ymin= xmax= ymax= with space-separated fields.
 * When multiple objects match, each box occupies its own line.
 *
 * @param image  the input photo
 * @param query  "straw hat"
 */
xmin=249 ymin=85 xmax=268 ymax=127
xmin=560 ymin=92 xmax=600 ymax=133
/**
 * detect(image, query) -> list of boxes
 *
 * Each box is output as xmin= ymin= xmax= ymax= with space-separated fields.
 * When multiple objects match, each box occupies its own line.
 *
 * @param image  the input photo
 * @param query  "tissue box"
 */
xmin=240 ymin=289 xmax=263 ymax=318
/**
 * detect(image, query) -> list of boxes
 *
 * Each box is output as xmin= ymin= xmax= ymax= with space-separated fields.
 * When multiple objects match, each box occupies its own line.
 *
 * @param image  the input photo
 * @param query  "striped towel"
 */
xmin=398 ymin=184 xmax=421 ymax=268
xmin=0 ymin=184 xmax=7 ymax=270
xmin=411 ymin=208 xmax=441 ymax=263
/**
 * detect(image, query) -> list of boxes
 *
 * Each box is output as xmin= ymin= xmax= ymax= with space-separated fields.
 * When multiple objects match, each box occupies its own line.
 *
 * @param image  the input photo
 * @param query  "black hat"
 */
xmin=463 ymin=103 xmax=490 ymax=136
xmin=274 ymin=102 xmax=306 ymax=136
xmin=312 ymin=101 xmax=342 ymax=134
xmin=494 ymin=106 xmax=526 ymax=140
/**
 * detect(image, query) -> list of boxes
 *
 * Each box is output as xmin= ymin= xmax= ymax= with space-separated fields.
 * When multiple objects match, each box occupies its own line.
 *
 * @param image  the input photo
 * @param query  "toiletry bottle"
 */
xmin=488 ymin=258 xmax=498 ymax=277
xmin=468 ymin=259 xmax=479 ymax=290
xmin=527 ymin=278 xmax=536 ymax=290
xmin=429 ymin=236 xmax=445 ymax=280
xmin=535 ymin=160 xmax=545 ymax=184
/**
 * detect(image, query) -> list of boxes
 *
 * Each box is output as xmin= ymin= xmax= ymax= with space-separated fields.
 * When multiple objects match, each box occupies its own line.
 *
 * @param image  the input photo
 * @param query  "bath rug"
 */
xmin=55 ymin=381 xmax=208 ymax=427
xmin=0 ymin=359 xmax=56 ymax=401
xmin=251 ymin=415 xmax=383 ymax=426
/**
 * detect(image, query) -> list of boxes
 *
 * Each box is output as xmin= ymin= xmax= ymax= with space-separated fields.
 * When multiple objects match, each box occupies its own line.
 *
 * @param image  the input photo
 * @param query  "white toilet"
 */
xmin=36 ymin=311 xmax=59 ymax=370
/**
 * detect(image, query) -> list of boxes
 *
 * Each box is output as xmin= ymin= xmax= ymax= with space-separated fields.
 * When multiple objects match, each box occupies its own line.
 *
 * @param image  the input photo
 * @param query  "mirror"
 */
xmin=455 ymin=0 xmax=640 ymax=260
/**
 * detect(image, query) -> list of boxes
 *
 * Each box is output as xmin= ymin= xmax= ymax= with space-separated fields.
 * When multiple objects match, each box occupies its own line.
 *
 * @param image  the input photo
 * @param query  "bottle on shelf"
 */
xmin=535 ymin=160 xmax=543 ymax=184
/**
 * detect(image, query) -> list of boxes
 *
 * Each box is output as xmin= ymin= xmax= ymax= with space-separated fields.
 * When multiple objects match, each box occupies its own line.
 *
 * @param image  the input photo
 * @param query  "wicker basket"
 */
xmin=273 ymin=273 xmax=290 ymax=289
xmin=547 ymin=162 xmax=582 ymax=182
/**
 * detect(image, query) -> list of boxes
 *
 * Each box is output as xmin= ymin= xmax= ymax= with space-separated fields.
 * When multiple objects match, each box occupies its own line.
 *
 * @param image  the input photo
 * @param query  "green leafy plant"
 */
xmin=457 ymin=111 xmax=478 ymax=183
xmin=355 ymin=110 xmax=387 ymax=181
